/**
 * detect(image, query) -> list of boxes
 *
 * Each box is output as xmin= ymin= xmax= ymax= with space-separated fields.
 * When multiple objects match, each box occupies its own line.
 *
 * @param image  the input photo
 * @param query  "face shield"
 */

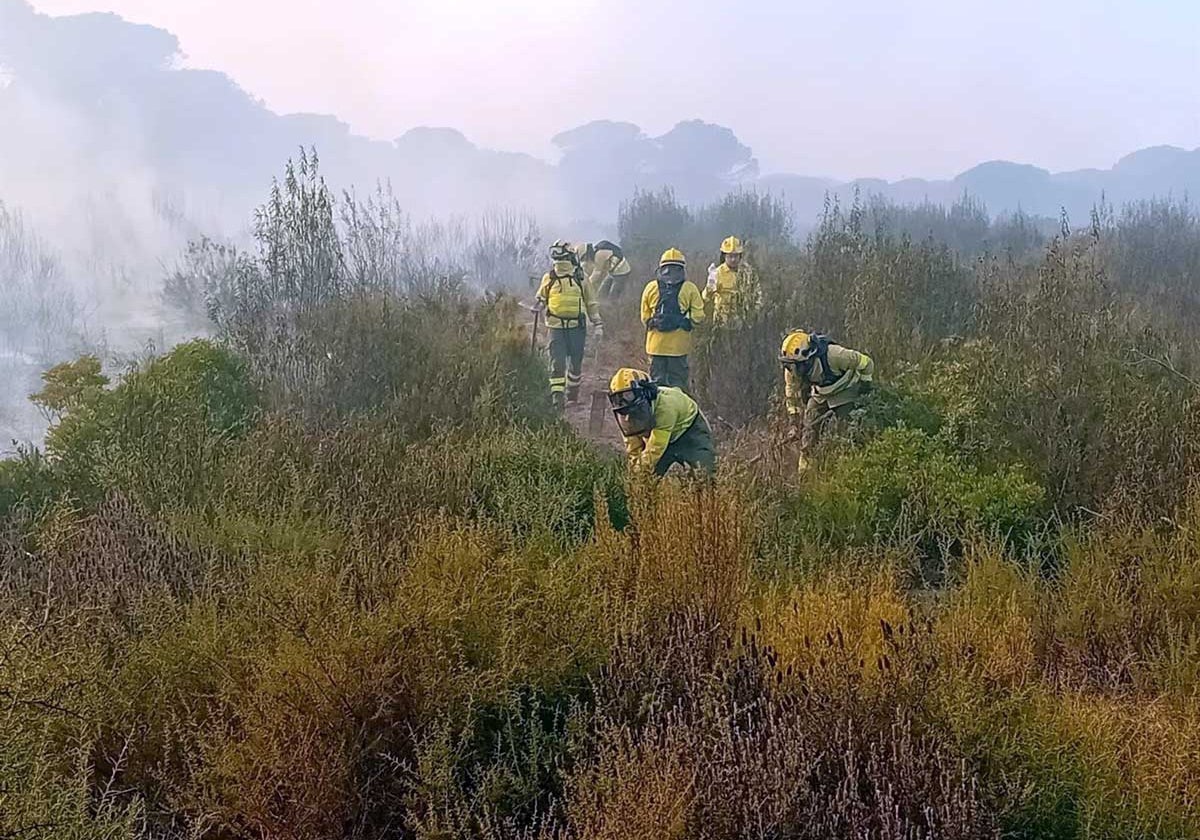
xmin=657 ymin=263 xmax=686 ymax=285
xmin=609 ymin=387 xmax=655 ymax=436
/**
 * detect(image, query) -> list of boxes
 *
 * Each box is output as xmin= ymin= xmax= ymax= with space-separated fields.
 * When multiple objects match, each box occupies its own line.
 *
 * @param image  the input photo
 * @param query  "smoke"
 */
xmin=4 ymin=0 xmax=1198 ymax=447
xmin=0 ymin=1 xmax=226 ymax=353
xmin=0 ymin=1 xmax=755 ymax=401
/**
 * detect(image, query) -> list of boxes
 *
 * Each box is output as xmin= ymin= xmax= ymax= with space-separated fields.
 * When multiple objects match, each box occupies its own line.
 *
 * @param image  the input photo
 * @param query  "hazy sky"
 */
xmin=28 ymin=0 xmax=1200 ymax=180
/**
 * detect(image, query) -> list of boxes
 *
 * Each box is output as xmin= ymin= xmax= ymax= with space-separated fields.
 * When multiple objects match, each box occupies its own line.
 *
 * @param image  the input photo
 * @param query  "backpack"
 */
xmin=807 ymin=333 xmax=841 ymax=387
xmin=546 ymin=270 xmax=585 ymax=321
xmin=649 ymin=279 xmax=692 ymax=332
xmin=592 ymin=240 xmax=624 ymax=262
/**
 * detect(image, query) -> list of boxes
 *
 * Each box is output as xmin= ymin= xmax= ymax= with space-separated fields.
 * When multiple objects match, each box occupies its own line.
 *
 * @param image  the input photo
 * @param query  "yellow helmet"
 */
xmin=779 ymin=330 xmax=812 ymax=362
xmin=720 ymin=236 xmax=744 ymax=255
xmin=609 ymin=367 xmax=650 ymax=394
xmin=659 ymin=248 xmax=686 ymax=268
xmin=608 ymin=367 xmax=657 ymax=435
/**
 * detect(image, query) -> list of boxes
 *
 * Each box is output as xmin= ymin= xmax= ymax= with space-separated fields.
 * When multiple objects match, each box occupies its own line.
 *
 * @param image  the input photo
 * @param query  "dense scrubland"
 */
xmin=4 ymin=155 xmax=1200 ymax=839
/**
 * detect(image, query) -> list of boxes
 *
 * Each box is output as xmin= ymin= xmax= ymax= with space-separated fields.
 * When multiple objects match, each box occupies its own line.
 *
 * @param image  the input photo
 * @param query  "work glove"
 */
xmin=706 ymin=263 xmax=719 ymax=292
xmin=593 ymin=322 xmax=604 ymax=340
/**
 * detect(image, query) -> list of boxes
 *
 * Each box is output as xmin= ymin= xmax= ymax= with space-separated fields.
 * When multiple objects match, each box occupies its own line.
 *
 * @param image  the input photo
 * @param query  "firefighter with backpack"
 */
xmin=640 ymin=248 xmax=706 ymax=391
xmin=571 ymin=240 xmax=633 ymax=299
xmin=537 ymin=240 xmax=604 ymax=410
xmin=778 ymin=330 xmax=875 ymax=472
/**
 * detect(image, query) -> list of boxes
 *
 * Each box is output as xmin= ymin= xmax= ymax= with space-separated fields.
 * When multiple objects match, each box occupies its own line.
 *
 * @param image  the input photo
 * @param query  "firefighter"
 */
xmin=537 ymin=240 xmax=603 ymax=410
xmin=703 ymin=236 xmax=750 ymax=322
xmin=778 ymin=330 xmax=875 ymax=471
xmin=572 ymin=240 xmax=632 ymax=299
xmin=608 ymin=367 xmax=716 ymax=476
xmin=640 ymin=248 xmax=706 ymax=391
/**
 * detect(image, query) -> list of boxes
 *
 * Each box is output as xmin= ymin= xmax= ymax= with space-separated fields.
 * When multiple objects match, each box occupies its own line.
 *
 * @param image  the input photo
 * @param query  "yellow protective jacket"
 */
xmin=537 ymin=268 xmax=601 ymax=329
xmin=704 ymin=262 xmax=758 ymax=321
xmin=622 ymin=386 xmax=699 ymax=472
xmin=704 ymin=263 xmax=737 ymax=319
xmin=785 ymin=343 xmax=875 ymax=413
xmin=573 ymin=243 xmax=630 ymax=296
xmin=641 ymin=280 xmax=706 ymax=357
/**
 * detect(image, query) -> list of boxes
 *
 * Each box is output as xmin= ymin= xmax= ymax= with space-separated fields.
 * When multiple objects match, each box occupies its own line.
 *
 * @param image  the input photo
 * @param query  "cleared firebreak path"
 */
xmin=522 ymin=298 xmax=634 ymax=453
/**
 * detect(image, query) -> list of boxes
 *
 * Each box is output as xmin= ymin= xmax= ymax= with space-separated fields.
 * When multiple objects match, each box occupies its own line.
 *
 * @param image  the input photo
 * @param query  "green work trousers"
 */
xmin=649 ymin=354 xmax=690 ymax=392
xmin=549 ymin=324 xmax=586 ymax=402
xmin=656 ymin=413 xmax=716 ymax=477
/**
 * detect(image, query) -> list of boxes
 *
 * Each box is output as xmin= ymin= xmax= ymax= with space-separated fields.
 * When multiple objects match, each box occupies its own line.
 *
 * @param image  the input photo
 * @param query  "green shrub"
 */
xmin=39 ymin=340 xmax=257 ymax=510
xmin=851 ymin=379 xmax=943 ymax=439
xmin=0 ymin=628 xmax=145 ymax=840
xmin=930 ymin=234 xmax=1200 ymax=514
xmin=289 ymin=290 xmax=552 ymax=428
xmin=215 ymin=418 xmax=625 ymax=548
xmin=797 ymin=427 xmax=1046 ymax=551
xmin=618 ymin=187 xmax=693 ymax=269
xmin=420 ymin=424 xmax=628 ymax=544
xmin=0 ymin=446 xmax=57 ymax=518
xmin=617 ymin=186 xmax=798 ymax=287
xmin=29 ymin=354 xmax=109 ymax=419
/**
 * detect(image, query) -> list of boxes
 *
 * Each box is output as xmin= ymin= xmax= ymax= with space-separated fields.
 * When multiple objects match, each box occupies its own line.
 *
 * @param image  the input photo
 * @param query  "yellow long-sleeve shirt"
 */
xmin=703 ymin=263 xmax=740 ymax=320
xmin=785 ymin=344 xmax=875 ymax=414
xmin=704 ymin=262 xmax=761 ymax=322
xmin=641 ymin=280 xmax=706 ymax=357
xmin=622 ymin=386 xmax=699 ymax=472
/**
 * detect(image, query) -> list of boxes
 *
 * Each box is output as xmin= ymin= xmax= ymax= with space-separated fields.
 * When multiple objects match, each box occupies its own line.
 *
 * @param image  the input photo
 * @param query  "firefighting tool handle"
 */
xmin=530 ymin=308 xmax=541 ymax=355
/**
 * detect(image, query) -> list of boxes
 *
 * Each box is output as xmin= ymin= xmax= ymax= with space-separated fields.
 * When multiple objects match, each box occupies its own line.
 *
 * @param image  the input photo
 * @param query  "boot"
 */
xmin=552 ymin=392 xmax=565 ymax=412
xmin=566 ymin=387 xmax=580 ymax=406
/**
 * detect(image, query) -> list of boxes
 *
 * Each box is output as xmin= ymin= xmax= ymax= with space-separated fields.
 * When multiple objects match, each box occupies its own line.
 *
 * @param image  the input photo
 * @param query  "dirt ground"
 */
xmin=559 ymin=323 xmax=636 ymax=453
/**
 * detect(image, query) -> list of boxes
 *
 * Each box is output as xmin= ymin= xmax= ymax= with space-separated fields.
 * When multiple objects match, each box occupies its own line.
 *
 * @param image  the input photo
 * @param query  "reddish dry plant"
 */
xmin=551 ymin=608 xmax=996 ymax=840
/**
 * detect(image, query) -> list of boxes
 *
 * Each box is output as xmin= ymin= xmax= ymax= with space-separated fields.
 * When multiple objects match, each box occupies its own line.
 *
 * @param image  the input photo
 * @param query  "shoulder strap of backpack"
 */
xmin=811 ymin=335 xmax=840 ymax=386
